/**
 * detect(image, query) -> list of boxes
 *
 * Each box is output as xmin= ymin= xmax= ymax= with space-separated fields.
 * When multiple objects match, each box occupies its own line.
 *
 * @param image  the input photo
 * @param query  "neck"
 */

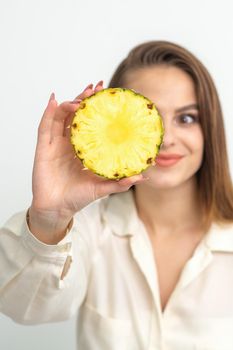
xmin=133 ymin=177 xmax=204 ymax=236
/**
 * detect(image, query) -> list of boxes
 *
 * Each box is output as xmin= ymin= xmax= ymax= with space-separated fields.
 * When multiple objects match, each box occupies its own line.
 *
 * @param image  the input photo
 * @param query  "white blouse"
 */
xmin=1 ymin=190 xmax=233 ymax=350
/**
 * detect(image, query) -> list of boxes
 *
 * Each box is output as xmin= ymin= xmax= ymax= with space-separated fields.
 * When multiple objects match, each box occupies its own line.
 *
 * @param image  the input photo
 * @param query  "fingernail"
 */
xmin=131 ymin=175 xmax=143 ymax=183
xmin=70 ymin=99 xmax=82 ymax=104
xmin=133 ymin=175 xmax=149 ymax=184
xmin=142 ymin=175 xmax=150 ymax=180
xmin=96 ymin=80 xmax=103 ymax=87
xmin=84 ymin=84 xmax=93 ymax=91
xmin=49 ymin=92 xmax=55 ymax=101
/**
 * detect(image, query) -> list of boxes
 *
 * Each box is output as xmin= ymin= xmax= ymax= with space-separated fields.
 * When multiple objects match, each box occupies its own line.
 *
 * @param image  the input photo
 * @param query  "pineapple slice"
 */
xmin=70 ymin=87 xmax=164 ymax=179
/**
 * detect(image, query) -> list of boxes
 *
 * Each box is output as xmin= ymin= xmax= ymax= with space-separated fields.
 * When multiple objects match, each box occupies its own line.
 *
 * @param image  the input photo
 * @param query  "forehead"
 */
xmin=125 ymin=66 xmax=197 ymax=112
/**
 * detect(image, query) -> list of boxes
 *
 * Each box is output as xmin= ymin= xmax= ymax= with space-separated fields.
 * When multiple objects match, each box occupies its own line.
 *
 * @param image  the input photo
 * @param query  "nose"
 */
xmin=160 ymin=118 xmax=176 ymax=149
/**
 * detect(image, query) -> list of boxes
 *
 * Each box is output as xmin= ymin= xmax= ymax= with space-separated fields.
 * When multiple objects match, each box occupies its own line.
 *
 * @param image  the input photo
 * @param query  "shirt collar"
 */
xmin=102 ymin=190 xmax=233 ymax=252
xmin=101 ymin=190 xmax=138 ymax=237
xmin=203 ymin=223 xmax=233 ymax=252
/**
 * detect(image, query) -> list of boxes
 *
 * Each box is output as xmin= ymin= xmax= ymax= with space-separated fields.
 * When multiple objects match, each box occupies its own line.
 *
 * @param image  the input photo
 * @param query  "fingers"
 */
xmin=95 ymin=174 xmax=149 ymax=199
xmin=73 ymin=81 xmax=104 ymax=101
xmin=51 ymin=101 xmax=81 ymax=140
xmin=38 ymin=93 xmax=58 ymax=143
xmin=75 ymin=83 xmax=94 ymax=101
xmin=64 ymin=81 xmax=104 ymax=138
xmin=38 ymin=81 xmax=104 ymax=144
xmin=38 ymin=93 xmax=78 ymax=143
xmin=117 ymin=174 xmax=150 ymax=187
xmin=94 ymin=80 xmax=104 ymax=93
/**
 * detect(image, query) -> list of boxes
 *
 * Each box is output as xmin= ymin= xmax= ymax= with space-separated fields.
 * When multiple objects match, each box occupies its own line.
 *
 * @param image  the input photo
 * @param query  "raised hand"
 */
xmin=29 ymin=82 xmax=147 ymax=243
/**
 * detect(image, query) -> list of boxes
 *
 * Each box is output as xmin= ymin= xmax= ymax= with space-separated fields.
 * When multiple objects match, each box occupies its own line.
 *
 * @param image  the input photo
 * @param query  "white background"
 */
xmin=0 ymin=0 xmax=232 ymax=349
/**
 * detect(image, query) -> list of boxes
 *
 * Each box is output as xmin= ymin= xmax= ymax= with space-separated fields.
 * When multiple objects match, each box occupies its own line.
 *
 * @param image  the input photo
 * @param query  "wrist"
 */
xmin=27 ymin=207 xmax=73 ymax=244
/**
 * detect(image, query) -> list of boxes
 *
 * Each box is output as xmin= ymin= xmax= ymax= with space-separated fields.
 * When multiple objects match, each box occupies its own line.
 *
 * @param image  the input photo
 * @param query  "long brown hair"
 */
xmin=108 ymin=40 xmax=233 ymax=229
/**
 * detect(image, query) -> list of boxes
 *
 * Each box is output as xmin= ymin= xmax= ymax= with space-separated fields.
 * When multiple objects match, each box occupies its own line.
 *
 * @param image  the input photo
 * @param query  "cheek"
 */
xmin=183 ymin=129 xmax=204 ymax=176
xmin=184 ymin=128 xmax=204 ymax=158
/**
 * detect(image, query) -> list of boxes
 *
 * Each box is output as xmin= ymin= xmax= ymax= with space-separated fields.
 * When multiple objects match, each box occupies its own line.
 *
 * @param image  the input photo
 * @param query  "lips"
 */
xmin=155 ymin=153 xmax=183 ymax=167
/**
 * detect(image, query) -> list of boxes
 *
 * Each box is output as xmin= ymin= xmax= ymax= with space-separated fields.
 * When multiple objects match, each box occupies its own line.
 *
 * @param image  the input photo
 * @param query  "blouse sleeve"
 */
xmin=0 ymin=202 xmax=102 ymax=325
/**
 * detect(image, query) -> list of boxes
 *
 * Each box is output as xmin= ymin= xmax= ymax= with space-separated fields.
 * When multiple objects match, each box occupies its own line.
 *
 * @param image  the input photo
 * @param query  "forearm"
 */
xmin=0 ymin=211 xmax=88 ymax=324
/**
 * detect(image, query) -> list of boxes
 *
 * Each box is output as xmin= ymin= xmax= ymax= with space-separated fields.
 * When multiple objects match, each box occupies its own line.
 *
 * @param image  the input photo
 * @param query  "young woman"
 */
xmin=1 ymin=41 xmax=233 ymax=350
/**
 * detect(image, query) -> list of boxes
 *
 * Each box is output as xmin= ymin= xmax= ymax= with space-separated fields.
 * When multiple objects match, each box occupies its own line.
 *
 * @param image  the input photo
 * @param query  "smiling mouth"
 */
xmin=155 ymin=156 xmax=183 ymax=167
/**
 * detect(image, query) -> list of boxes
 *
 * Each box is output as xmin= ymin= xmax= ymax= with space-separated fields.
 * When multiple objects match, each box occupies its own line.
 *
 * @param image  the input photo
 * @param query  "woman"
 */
xmin=1 ymin=41 xmax=233 ymax=349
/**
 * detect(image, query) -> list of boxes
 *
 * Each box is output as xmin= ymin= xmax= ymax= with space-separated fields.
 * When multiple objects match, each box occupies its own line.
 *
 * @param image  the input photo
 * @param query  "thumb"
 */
xmin=95 ymin=174 xmax=149 ymax=198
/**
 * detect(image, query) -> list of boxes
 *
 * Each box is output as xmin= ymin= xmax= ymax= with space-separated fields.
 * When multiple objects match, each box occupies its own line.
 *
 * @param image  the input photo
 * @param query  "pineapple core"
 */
xmin=106 ymin=117 xmax=132 ymax=144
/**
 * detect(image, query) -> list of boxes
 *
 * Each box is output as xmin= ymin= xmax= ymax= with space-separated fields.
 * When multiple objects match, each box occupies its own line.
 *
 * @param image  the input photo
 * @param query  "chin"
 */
xmin=149 ymin=181 xmax=181 ymax=190
xmin=145 ymin=171 xmax=197 ymax=191
xmin=144 ymin=162 xmax=200 ymax=189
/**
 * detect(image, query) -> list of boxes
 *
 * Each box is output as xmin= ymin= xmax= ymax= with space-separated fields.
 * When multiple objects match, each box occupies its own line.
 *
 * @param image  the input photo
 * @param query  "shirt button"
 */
xmin=66 ymin=242 xmax=72 ymax=251
xmin=58 ymin=243 xmax=71 ymax=253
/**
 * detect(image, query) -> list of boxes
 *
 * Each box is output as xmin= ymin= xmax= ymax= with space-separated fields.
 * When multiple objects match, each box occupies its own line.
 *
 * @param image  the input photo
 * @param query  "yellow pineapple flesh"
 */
xmin=70 ymin=87 xmax=164 ymax=179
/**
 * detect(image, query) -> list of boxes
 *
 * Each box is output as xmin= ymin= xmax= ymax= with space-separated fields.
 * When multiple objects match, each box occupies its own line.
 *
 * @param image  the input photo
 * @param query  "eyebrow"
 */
xmin=175 ymin=104 xmax=199 ymax=113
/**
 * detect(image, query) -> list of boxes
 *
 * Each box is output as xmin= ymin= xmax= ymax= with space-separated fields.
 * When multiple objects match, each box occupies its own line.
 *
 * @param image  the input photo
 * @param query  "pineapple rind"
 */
xmin=70 ymin=88 xmax=164 ymax=179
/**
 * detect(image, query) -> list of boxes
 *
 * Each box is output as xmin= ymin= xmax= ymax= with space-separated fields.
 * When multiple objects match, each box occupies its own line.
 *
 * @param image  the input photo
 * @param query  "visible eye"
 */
xmin=176 ymin=114 xmax=199 ymax=125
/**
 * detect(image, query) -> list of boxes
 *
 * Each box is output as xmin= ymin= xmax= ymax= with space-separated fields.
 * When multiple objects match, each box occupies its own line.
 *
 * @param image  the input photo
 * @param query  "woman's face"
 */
xmin=125 ymin=65 xmax=204 ymax=190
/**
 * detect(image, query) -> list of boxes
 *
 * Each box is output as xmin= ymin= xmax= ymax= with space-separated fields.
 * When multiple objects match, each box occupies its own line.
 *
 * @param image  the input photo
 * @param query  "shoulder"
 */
xmin=213 ymin=222 xmax=233 ymax=234
xmin=204 ymin=222 xmax=233 ymax=253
